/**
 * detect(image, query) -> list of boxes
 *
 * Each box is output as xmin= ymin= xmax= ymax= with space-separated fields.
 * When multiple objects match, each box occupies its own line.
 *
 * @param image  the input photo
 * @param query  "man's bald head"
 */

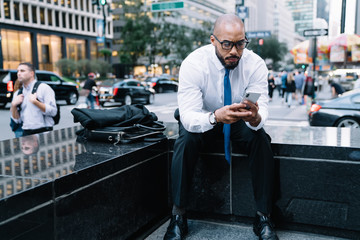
xmin=213 ymin=14 xmax=244 ymax=36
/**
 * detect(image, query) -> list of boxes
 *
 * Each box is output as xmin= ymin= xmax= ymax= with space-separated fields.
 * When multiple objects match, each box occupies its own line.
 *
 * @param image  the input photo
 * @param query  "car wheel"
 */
xmin=124 ymin=95 xmax=132 ymax=105
xmin=147 ymin=94 xmax=155 ymax=104
xmin=66 ymin=91 xmax=78 ymax=105
xmin=335 ymin=117 xmax=360 ymax=128
xmin=157 ymin=86 xmax=163 ymax=93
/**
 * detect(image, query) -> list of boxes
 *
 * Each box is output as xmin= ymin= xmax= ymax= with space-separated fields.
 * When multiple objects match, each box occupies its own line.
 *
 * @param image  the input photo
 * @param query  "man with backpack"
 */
xmin=10 ymin=62 xmax=58 ymax=136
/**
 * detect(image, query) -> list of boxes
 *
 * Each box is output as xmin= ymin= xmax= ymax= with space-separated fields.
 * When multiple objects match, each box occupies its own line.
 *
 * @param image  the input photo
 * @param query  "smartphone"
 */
xmin=242 ymin=92 xmax=261 ymax=103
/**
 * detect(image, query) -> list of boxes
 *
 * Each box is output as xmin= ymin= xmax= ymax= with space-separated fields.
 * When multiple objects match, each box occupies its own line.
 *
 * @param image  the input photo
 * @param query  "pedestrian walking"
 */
xmin=294 ymin=70 xmax=305 ymax=104
xmin=163 ymin=14 xmax=279 ymax=240
xmin=10 ymin=62 xmax=57 ymax=136
xmin=274 ymin=73 xmax=282 ymax=97
xmin=281 ymin=71 xmax=287 ymax=102
xmin=285 ymin=71 xmax=296 ymax=108
xmin=83 ymin=72 xmax=97 ymax=109
xmin=330 ymin=81 xmax=345 ymax=98
xmin=268 ymin=73 xmax=276 ymax=101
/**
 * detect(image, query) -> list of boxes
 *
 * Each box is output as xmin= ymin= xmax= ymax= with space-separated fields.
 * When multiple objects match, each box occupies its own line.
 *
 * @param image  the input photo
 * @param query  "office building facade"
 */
xmin=0 ymin=0 xmax=113 ymax=73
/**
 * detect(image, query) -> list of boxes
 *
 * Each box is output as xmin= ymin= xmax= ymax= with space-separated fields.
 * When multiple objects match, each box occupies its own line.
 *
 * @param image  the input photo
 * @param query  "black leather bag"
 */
xmin=72 ymin=105 xmax=166 ymax=144
xmin=84 ymin=122 xmax=166 ymax=144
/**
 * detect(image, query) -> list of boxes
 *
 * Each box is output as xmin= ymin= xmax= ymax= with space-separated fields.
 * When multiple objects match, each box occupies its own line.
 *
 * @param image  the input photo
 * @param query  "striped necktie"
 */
xmin=223 ymin=68 xmax=231 ymax=164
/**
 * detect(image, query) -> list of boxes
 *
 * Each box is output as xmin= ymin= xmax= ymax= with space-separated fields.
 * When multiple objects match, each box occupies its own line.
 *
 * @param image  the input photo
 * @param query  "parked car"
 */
xmin=308 ymin=88 xmax=360 ymax=128
xmin=97 ymin=78 xmax=122 ymax=106
xmin=0 ymin=69 xmax=79 ymax=107
xmin=145 ymin=77 xmax=178 ymax=93
xmin=111 ymin=79 xmax=155 ymax=106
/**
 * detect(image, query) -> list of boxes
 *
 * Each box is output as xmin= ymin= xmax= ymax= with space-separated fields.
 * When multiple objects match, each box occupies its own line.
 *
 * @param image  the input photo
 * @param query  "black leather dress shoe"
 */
xmin=253 ymin=214 xmax=279 ymax=240
xmin=163 ymin=214 xmax=188 ymax=240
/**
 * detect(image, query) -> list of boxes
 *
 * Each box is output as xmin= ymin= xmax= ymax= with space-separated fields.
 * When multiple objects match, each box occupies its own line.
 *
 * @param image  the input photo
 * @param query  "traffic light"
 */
xmin=100 ymin=0 xmax=107 ymax=5
xmin=259 ymin=39 xmax=264 ymax=45
xmin=302 ymin=64 xmax=306 ymax=69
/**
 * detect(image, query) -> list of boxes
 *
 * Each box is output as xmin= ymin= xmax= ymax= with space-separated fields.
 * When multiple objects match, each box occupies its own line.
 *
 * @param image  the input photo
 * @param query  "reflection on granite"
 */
xmin=0 ymin=125 xmax=166 ymax=201
xmin=164 ymin=122 xmax=360 ymax=148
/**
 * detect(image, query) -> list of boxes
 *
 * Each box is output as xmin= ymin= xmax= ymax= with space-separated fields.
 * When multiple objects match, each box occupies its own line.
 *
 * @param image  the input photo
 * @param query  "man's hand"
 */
xmin=11 ymin=94 xmax=24 ymax=108
xmin=214 ymin=100 xmax=261 ymax=126
xmin=28 ymin=92 xmax=38 ymax=104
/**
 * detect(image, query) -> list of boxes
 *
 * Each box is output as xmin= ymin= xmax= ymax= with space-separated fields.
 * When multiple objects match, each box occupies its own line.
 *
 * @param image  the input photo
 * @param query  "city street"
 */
xmin=0 ymin=85 xmax=332 ymax=141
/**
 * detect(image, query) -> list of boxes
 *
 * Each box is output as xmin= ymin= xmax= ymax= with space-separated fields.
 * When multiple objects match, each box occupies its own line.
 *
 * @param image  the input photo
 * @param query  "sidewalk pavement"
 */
xmin=147 ymin=218 xmax=349 ymax=240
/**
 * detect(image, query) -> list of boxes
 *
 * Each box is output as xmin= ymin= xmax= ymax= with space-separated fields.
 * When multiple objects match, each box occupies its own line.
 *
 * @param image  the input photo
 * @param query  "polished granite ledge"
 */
xmin=164 ymin=122 xmax=360 ymax=148
xmin=0 ymin=126 xmax=169 ymax=239
xmin=0 ymin=123 xmax=359 ymax=239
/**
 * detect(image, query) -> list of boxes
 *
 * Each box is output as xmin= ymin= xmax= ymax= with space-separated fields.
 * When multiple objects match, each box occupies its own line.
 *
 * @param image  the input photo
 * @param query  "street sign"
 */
xmin=151 ymin=1 xmax=184 ymax=12
xmin=303 ymin=29 xmax=328 ymax=37
xmin=235 ymin=0 xmax=244 ymax=6
xmin=236 ymin=6 xmax=248 ymax=19
xmin=246 ymin=31 xmax=271 ymax=39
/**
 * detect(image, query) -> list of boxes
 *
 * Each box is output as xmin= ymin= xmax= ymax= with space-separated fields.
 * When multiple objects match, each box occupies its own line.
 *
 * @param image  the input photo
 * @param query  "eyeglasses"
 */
xmin=212 ymin=34 xmax=249 ymax=51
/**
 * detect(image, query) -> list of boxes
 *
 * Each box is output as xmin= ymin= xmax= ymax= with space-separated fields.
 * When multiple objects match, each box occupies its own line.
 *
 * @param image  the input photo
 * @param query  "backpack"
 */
xmin=18 ymin=82 xmax=60 ymax=125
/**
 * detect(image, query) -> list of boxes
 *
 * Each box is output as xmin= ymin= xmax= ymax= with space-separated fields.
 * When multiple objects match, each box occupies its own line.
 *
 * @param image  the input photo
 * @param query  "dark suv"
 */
xmin=0 ymin=69 xmax=79 ymax=108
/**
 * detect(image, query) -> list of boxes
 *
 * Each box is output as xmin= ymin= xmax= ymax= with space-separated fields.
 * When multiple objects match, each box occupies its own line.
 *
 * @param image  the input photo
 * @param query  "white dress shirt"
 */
xmin=11 ymin=80 xmax=57 ymax=130
xmin=178 ymin=44 xmax=269 ymax=133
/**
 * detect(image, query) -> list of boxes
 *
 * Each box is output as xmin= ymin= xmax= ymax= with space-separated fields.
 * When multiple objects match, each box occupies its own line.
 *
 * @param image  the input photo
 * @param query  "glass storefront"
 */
xmin=1 ymin=29 xmax=32 ymax=70
xmin=37 ymin=34 xmax=62 ymax=72
xmin=66 ymin=38 xmax=85 ymax=61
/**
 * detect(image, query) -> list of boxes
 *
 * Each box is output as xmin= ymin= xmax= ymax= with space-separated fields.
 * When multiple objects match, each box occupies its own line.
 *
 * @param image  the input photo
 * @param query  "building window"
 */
xmin=62 ymin=12 xmax=66 ymax=28
xmin=66 ymin=38 xmax=86 ymax=61
xmin=54 ymin=0 xmax=58 ymax=4
xmin=90 ymin=40 xmax=98 ymax=60
xmin=75 ymin=16 xmax=79 ymax=30
xmin=87 ymin=17 xmax=90 ymax=31
xmin=32 ymin=6 xmax=37 ymax=23
xmin=67 ymin=0 xmax=71 ymax=8
xmin=48 ymin=10 xmax=53 ymax=26
xmin=37 ymin=34 xmax=62 ymax=71
xmin=23 ymin=4 xmax=29 ymax=22
xmin=14 ymin=2 xmax=20 ymax=21
xmin=61 ymin=0 xmax=65 ymax=6
xmin=1 ymin=29 xmax=32 ymax=70
xmin=55 ymin=11 xmax=59 ymax=27
xmin=93 ymin=18 xmax=96 ymax=32
xmin=81 ymin=16 xmax=85 ymax=31
xmin=40 ymin=8 xmax=45 ymax=25
xmin=4 ymin=0 xmax=11 ymax=19
xmin=69 ymin=14 xmax=73 ymax=29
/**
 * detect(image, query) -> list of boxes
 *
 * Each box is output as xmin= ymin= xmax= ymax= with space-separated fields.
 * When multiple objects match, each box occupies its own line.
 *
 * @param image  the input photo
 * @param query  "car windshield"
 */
xmin=0 ymin=72 xmax=9 ymax=83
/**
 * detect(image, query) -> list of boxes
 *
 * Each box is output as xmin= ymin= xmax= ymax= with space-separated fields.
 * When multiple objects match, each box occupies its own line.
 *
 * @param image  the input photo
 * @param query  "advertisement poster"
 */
xmin=330 ymin=45 xmax=345 ymax=62
xmin=96 ymin=19 xmax=105 ymax=44
xmin=351 ymin=45 xmax=360 ymax=62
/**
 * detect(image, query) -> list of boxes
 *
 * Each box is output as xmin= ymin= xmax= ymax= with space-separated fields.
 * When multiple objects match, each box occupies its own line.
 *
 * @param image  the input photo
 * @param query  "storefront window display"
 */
xmin=1 ymin=29 xmax=32 ymax=70
xmin=37 ymin=34 xmax=62 ymax=72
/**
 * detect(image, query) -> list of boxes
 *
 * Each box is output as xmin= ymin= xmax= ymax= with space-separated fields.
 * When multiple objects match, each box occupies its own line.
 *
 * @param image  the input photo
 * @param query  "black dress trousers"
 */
xmin=171 ymin=119 xmax=275 ymax=215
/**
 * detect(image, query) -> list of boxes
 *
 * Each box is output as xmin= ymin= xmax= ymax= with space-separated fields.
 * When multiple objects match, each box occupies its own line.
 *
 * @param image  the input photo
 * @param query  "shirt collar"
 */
xmin=24 ymin=80 xmax=36 ymax=91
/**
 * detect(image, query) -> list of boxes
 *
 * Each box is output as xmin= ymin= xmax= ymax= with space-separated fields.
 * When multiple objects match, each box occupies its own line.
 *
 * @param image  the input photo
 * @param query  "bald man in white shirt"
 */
xmin=164 ymin=14 xmax=278 ymax=240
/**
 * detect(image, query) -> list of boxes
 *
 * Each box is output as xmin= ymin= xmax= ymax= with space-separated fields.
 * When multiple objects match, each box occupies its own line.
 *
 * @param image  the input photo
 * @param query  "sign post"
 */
xmin=303 ymin=28 xmax=328 ymax=99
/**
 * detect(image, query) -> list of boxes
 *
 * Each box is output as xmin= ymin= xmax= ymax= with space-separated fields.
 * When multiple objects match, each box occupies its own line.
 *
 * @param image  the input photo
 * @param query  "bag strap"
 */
xmin=134 ymin=121 xmax=166 ymax=131
xmin=32 ymin=81 xmax=42 ymax=94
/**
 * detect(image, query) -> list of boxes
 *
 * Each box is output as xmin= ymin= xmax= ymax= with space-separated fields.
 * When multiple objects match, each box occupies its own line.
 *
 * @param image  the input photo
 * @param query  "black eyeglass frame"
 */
xmin=212 ymin=34 xmax=249 ymax=50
